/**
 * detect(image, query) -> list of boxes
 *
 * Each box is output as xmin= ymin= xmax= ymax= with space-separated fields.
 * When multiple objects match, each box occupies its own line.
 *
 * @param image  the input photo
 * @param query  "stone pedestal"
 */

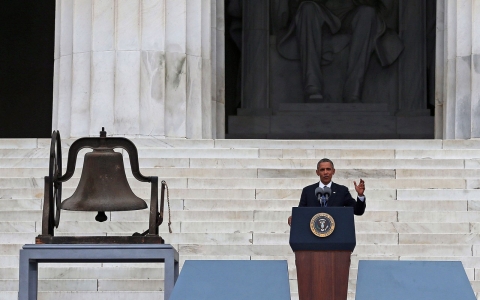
xmin=228 ymin=103 xmax=434 ymax=139
xmin=52 ymin=0 xmax=225 ymax=139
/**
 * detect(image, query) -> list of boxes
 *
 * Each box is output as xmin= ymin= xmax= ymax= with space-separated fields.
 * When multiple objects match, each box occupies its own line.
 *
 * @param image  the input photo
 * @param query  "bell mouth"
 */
xmin=61 ymin=199 xmax=148 ymax=211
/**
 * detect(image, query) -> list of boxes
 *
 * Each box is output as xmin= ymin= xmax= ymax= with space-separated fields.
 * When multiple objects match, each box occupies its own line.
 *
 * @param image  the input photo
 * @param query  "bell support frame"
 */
xmin=37 ymin=129 xmax=166 ymax=244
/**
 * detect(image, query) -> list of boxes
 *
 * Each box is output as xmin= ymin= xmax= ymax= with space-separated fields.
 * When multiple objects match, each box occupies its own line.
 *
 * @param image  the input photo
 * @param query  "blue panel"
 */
xmin=170 ymin=260 xmax=291 ymax=300
xmin=355 ymin=260 xmax=476 ymax=300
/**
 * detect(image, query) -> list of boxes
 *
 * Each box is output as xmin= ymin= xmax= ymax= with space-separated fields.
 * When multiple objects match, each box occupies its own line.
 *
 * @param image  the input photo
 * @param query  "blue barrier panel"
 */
xmin=355 ymin=260 xmax=476 ymax=300
xmin=170 ymin=260 xmax=291 ymax=300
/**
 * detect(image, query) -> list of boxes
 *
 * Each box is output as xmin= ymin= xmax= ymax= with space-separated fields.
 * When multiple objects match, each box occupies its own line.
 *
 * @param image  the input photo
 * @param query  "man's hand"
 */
xmin=354 ymin=179 xmax=365 ymax=196
xmin=288 ymin=216 xmax=292 ymax=226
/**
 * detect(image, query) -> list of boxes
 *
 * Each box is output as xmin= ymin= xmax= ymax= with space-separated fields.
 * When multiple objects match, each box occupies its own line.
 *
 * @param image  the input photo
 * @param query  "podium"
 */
xmin=289 ymin=207 xmax=356 ymax=300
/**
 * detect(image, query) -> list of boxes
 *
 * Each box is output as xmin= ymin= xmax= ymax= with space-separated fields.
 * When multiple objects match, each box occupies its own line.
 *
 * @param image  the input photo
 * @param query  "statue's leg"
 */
xmin=343 ymin=6 xmax=378 ymax=103
xmin=295 ymin=2 xmax=326 ymax=101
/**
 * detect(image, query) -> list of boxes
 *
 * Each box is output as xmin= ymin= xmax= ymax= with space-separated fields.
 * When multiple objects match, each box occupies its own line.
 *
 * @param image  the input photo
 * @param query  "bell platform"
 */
xmin=18 ymin=244 xmax=179 ymax=300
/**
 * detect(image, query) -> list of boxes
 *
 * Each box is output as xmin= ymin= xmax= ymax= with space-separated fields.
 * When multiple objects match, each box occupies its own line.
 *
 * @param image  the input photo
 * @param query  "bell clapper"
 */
xmin=95 ymin=211 xmax=108 ymax=222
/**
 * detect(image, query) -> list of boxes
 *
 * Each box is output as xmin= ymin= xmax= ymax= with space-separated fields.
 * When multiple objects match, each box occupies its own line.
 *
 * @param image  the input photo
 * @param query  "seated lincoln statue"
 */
xmin=276 ymin=0 xmax=404 ymax=102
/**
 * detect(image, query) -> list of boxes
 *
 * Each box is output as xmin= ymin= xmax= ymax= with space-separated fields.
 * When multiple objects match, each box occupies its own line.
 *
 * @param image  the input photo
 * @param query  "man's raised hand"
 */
xmin=354 ymin=179 xmax=365 ymax=196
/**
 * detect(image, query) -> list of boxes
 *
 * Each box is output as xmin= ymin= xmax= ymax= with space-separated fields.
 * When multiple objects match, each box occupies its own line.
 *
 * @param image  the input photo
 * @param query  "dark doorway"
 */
xmin=0 ymin=0 xmax=55 ymax=138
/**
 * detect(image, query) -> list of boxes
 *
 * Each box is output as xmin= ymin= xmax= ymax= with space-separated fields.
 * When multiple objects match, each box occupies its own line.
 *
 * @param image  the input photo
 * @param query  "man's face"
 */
xmin=316 ymin=162 xmax=335 ymax=185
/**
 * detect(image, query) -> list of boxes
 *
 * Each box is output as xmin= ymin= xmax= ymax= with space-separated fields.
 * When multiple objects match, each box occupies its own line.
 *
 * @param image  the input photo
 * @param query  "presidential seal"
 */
xmin=310 ymin=213 xmax=335 ymax=238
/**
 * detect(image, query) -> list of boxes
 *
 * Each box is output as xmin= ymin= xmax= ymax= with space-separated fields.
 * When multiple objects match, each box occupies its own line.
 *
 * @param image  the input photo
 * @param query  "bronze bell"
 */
xmin=61 ymin=148 xmax=147 ymax=219
xmin=37 ymin=128 xmax=168 ymax=244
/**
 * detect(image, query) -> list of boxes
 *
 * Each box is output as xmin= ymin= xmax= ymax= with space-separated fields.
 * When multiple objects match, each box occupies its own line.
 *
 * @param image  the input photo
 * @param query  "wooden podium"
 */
xmin=289 ymin=207 xmax=356 ymax=300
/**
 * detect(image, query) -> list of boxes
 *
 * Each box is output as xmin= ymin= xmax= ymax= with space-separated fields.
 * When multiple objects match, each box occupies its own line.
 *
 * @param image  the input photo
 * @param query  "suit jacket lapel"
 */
xmin=328 ymin=182 xmax=338 ymax=205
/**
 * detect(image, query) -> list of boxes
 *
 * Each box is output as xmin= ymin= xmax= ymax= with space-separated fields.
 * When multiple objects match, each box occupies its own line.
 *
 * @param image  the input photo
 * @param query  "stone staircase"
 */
xmin=1 ymin=138 xmax=480 ymax=299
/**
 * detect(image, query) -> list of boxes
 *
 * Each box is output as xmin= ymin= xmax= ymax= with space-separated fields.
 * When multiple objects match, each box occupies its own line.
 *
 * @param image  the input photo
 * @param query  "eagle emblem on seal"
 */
xmin=310 ymin=213 xmax=335 ymax=238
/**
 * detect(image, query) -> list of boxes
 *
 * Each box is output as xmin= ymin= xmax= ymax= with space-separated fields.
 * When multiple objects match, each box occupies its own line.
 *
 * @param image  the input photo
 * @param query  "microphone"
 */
xmin=315 ymin=186 xmax=323 ymax=202
xmin=315 ymin=186 xmax=331 ymax=207
xmin=322 ymin=186 xmax=331 ymax=199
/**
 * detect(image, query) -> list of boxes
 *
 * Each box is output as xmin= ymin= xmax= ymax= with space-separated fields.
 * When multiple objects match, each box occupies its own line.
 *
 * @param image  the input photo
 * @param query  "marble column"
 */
xmin=52 ymin=0 xmax=224 ymax=139
xmin=436 ymin=0 xmax=480 ymax=139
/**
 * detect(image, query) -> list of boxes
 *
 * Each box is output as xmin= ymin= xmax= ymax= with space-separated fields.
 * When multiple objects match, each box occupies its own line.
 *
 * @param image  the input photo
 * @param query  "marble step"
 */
xmin=249 ymin=233 xmax=480 ymax=246
xmin=187 ymin=158 xmax=466 ymax=169
xmin=0 ymin=232 xmax=410 ymax=246
xmin=0 ymin=139 xmax=216 ymax=149
xmin=0 ymin=266 xmax=168 ymax=280
xmin=0 ymin=148 xmax=429 ymax=159
xmin=178 ymin=221 xmax=472 ymax=234
xmin=0 ymin=167 xmax=260 ymax=178
xmin=13 ymin=233 xmax=255 ymax=245
xmin=0 ymin=241 xmax=472 ymax=257
xmin=0 ymin=279 xmax=164 ymax=291
xmin=0 ymin=187 xmax=258 ymax=199
xmin=0 ymin=157 xmax=468 ymax=169
xmin=7 ymin=146 xmax=479 ymax=160
xmin=4 ymin=186 xmax=478 ymax=201
xmin=0 ymin=291 xmax=165 ymax=300
xmin=0 ymin=187 xmax=399 ymax=200
xmin=3 ymin=138 xmax=478 ymax=150
xmin=15 ymin=147 xmax=480 ymax=160
xmin=4 ymin=166 xmax=480 ymax=180
xmin=0 ymin=209 xmax=336 ymax=223
xmin=0 ymin=177 xmax=467 ymax=190
xmin=1 ymin=220 xmax=471 ymax=235
xmin=176 ymin=243 xmax=472 ymax=257
xmin=181 ymin=199 xmax=467 ymax=212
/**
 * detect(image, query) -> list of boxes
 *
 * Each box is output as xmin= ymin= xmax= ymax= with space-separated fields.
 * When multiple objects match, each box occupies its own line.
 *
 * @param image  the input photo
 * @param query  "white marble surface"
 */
xmin=115 ymin=51 xmax=141 ymax=134
xmin=141 ymin=0 xmax=165 ymax=51
xmin=186 ymin=55 xmax=203 ymax=138
xmin=6 ymin=139 xmax=480 ymax=298
xmin=186 ymin=0 xmax=202 ymax=56
xmin=201 ymin=58 xmax=213 ymax=138
xmin=60 ymin=0 xmax=73 ymax=56
xmin=116 ymin=0 xmax=140 ymax=51
xmin=70 ymin=52 xmax=91 ymax=137
xmin=165 ymin=0 xmax=186 ymax=54
xmin=90 ymin=51 xmax=115 ymax=134
xmin=455 ymin=54 xmax=471 ymax=139
xmin=97 ymin=279 xmax=163 ymax=291
xmin=92 ymin=0 xmax=114 ymax=51
xmin=57 ymin=54 xmax=73 ymax=136
xmin=53 ymin=0 xmax=223 ymax=138
xmin=73 ymin=0 xmax=92 ymax=54
xmin=37 ymin=291 xmax=163 ymax=300
xmin=140 ymin=51 xmax=166 ymax=136
xmin=436 ymin=0 xmax=480 ymax=139
xmin=165 ymin=52 xmax=187 ymax=137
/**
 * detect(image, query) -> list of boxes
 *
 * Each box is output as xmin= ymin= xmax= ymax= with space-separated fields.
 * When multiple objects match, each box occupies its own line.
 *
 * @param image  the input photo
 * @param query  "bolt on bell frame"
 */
xmin=36 ymin=128 xmax=170 ymax=244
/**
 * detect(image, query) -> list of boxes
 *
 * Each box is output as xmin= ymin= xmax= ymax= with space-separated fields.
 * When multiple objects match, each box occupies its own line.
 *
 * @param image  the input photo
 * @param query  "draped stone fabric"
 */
xmin=275 ymin=0 xmax=404 ymax=101
xmin=277 ymin=0 xmax=403 ymax=66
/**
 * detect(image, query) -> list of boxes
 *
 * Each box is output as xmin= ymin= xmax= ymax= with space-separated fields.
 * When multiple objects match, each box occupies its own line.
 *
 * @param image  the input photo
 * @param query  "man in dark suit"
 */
xmin=288 ymin=158 xmax=365 ymax=225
